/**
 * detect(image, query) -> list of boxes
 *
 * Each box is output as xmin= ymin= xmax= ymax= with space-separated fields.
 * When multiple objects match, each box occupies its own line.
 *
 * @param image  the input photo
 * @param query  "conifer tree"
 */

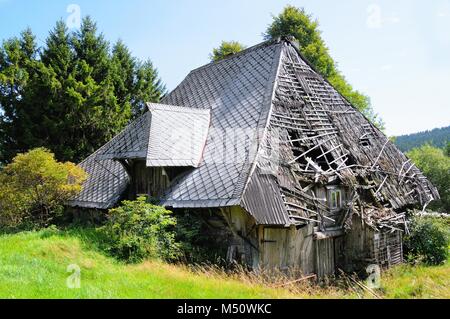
xmin=0 ymin=17 xmax=165 ymax=163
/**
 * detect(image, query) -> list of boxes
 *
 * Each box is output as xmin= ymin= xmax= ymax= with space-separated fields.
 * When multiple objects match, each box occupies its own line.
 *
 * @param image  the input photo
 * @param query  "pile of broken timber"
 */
xmin=361 ymin=207 xmax=407 ymax=233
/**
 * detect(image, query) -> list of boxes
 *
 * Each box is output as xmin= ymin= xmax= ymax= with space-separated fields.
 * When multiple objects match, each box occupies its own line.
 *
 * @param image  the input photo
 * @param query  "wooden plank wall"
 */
xmin=336 ymin=214 xmax=375 ymax=272
xmin=221 ymin=206 xmax=260 ymax=268
xmin=315 ymin=238 xmax=335 ymax=278
xmin=131 ymin=160 xmax=170 ymax=198
xmin=258 ymin=224 xmax=315 ymax=275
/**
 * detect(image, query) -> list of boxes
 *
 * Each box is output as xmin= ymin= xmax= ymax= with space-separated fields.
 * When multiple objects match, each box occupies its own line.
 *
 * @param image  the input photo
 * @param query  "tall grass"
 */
xmin=0 ymin=227 xmax=448 ymax=299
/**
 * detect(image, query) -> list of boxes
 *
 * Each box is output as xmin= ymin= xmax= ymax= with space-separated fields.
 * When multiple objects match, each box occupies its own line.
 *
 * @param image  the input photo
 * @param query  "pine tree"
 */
xmin=133 ymin=59 xmax=165 ymax=116
xmin=0 ymin=30 xmax=42 ymax=162
xmin=0 ymin=17 xmax=165 ymax=163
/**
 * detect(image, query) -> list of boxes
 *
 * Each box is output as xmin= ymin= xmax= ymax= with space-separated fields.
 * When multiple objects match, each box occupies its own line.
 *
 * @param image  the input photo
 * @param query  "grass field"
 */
xmin=0 ymin=228 xmax=448 ymax=299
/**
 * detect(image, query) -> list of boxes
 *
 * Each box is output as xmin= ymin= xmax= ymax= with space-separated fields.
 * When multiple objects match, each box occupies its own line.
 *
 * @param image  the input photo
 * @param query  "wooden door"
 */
xmin=315 ymin=238 xmax=335 ymax=278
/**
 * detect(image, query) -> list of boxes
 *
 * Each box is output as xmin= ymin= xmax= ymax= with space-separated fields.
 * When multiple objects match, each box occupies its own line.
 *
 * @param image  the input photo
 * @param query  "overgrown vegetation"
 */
xmin=404 ymin=216 xmax=449 ymax=265
xmin=0 ymin=17 xmax=165 ymax=164
xmin=0 ymin=228 xmax=448 ymax=298
xmin=407 ymin=144 xmax=450 ymax=212
xmin=99 ymin=197 xmax=180 ymax=263
xmin=175 ymin=211 xmax=231 ymax=265
xmin=0 ymin=148 xmax=86 ymax=230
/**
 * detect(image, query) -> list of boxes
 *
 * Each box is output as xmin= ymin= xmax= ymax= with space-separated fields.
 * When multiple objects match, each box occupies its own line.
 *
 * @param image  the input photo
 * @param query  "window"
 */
xmin=359 ymin=138 xmax=371 ymax=147
xmin=329 ymin=189 xmax=342 ymax=210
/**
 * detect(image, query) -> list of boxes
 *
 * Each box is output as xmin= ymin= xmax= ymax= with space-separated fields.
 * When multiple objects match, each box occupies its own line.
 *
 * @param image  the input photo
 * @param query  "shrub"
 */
xmin=175 ymin=211 xmax=231 ymax=265
xmin=99 ymin=197 xmax=180 ymax=263
xmin=404 ymin=216 xmax=449 ymax=265
xmin=0 ymin=148 xmax=86 ymax=229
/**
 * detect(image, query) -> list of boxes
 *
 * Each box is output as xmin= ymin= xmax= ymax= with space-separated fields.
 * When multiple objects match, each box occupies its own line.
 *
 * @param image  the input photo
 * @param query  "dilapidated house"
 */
xmin=69 ymin=38 xmax=439 ymax=277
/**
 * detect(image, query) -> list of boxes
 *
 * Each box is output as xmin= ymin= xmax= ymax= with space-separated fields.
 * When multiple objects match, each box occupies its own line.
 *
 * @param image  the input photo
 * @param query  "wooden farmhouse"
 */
xmin=69 ymin=38 xmax=439 ymax=277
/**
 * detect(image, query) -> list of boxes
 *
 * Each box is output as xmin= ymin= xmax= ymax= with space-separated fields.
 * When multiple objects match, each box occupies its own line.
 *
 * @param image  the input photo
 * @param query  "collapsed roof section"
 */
xmin=70 ymin=38 xmax=439 ymax=230
xmin=247 ymin=40 xmax=439 ymax=229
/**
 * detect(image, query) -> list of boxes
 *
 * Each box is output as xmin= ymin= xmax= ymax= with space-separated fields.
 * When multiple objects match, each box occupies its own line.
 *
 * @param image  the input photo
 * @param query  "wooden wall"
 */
xmin=335 ymin=214 xmax=374 ymax=272
xmin=220 ymin=206 xmax=260 ymax=268
xmin=258 ymin=224 xmax=316 ymax=275
xmin=315 ymin=237 xmax=335 ymax=278
xmin=335 ymin=214 xmax=403 ymax=272
xmin=131 ymin=160 xmax=170 ymax=199
xmin=221 ymin=206 xmax=317 ymax=275
xmin=222 ymin=206 xmax=341 ymax=277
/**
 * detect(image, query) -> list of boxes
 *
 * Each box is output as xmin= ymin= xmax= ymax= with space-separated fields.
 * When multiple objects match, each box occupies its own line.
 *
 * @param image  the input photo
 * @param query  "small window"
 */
xmin=329 ymin=189 xmax=342 ymax=210
xmin=359 ymin=138 xmax=371 ymax=147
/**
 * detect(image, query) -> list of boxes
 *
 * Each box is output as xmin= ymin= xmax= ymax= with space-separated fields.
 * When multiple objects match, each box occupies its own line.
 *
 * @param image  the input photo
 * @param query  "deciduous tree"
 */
xmin=210 ymin=41 xmax=246 ymax=62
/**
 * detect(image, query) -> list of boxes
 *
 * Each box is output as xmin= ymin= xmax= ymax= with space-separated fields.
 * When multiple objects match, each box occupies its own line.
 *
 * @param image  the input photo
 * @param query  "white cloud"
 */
xmin=381 ymin=64 xmax=393 ymax=71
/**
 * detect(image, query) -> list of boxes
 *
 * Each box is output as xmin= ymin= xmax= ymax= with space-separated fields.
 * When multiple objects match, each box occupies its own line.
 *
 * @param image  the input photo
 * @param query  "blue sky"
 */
xmin=0 ymin=0 xmax=449 ymax=136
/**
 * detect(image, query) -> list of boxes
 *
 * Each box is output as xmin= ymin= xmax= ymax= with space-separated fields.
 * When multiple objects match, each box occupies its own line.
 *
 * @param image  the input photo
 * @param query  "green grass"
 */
xmin=0 ymin=229 xmax=299 ymax=298
xmin=0 ymin=228 xmax=448 ymax=299
xmin=380 ymin=250 xmax=450 ymax=299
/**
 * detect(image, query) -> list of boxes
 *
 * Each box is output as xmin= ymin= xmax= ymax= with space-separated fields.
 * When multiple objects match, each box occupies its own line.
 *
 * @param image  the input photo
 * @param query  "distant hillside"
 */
xmin=394 ymin=125 xmax=450 ymax=152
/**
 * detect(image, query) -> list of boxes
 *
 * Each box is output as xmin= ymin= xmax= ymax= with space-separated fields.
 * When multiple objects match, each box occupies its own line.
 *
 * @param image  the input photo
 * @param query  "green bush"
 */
xmin=99 ymin=197 xmax=180 ymax=263
xmin=0 ymin=148 xmax=86 ymax=230
xmin=175 ymin=211 xmax=231 ymax=265
xmin=404 ymin=216 xmax=449 ymax=265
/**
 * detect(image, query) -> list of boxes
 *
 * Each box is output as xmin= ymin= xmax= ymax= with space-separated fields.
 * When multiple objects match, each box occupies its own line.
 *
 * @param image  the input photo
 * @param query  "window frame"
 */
xmin=327 ymin=186 xmax=342 ymax=211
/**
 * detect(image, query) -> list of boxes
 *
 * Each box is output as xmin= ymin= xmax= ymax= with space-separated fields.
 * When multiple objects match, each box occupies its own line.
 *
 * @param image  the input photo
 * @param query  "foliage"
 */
xmin=0 ymin=17 xmax=165 ymax=163
xmin=0 ymin=148 xmax=86 ymax=229
xmin=0 ymin=229 xmax=301 ymax=298
xmin=210 ymin=41 xmax=246 ymax=62
xmin=0 ymin=228 xmax=448 ymax=298
xmin=395 ymin=125 xmax=450 ymax=152
xmin=175 ymin=211 xmax=231 ymax=264
xmin=407 ymin=144 xmax=450 ymax=212
xmin=264 ymin=5 xmax=383 ymax=129
xmin=380 ymin=257 xmax=449 ymax=298
xmin=404 ymin=216 xmax=449 ymax=265
xmin=99 ymin=197 xmax=180 ymax=263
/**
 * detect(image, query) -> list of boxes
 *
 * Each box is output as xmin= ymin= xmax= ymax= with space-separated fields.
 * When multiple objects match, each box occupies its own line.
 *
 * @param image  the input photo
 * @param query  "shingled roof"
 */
xmin=70 ymin=38 xmax=439 ymax=228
